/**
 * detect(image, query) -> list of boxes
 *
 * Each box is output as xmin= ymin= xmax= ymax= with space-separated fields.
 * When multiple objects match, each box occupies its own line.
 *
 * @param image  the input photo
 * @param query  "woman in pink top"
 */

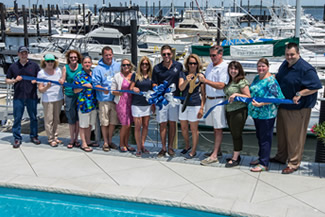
xmin=112 ymin=59 xmax=135 ymax=152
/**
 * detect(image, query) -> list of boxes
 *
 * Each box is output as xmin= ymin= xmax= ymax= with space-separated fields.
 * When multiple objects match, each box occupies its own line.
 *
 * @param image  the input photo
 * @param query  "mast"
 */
xmin=295 ymin=0 xmax=301 ymax=38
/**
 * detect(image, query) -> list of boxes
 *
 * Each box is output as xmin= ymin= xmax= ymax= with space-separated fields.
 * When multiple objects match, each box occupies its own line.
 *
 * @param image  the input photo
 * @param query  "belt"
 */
xmin=207 ymin=96 xmax=226 ymax=100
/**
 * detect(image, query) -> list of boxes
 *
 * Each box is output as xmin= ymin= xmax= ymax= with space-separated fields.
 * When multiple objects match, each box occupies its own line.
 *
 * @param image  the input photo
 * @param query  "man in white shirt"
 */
xmin=199 ymin=45 xmax=229 ymax=165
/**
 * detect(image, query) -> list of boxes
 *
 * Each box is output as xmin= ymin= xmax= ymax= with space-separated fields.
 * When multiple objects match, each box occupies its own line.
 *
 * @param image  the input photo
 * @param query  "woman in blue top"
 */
xmin=73 ymin=56 xmax=98 ymax=152
xmin=130 ymin=56 xmax=154 ymax=157
xmin=248 ymin=58 xmax=285 ymax=172
xmin=178 ymin=54 xmax=206 ymax=159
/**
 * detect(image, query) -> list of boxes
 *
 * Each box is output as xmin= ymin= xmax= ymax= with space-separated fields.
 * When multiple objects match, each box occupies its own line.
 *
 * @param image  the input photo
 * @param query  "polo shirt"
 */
xmin=179 ymin=71 xmax=202 ymax=106
xmin=205 ymin=61 xmax=229 ymax=97
xmin=6 ymin=60 xmax=40 ymax=99
xmin=131 ymin=73 xmax=153 ymax=106
xmin=152 ymin=60 xmax=182 ymax=96
xmin=276 ymin=57 xmax=322 ymax=110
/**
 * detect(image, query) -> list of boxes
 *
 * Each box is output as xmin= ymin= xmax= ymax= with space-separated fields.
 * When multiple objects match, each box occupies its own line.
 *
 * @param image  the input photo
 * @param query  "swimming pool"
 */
xmin=0 ymin=187 xmax=231 ymax=217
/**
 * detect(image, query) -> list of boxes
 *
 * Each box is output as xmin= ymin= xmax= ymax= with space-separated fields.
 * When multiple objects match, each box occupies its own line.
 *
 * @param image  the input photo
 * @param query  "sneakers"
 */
xmin=31 ymin=137 xmax=41 ymax=145
xmin=13 ymin=139 xmax=21 ymax=148
xmin=200 ymin=157 xmax=219 ymax=166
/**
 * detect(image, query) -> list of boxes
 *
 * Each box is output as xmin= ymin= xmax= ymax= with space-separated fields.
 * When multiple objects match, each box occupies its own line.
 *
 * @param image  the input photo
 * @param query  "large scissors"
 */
xmin=181 ymin=74 xmax=201 ymax=112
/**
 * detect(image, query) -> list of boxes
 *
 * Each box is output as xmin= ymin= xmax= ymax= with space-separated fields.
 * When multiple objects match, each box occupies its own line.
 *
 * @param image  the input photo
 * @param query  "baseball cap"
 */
xmin=44 ymin=54 xmax=56 ymax=61
xmin=18 ymin=46 xmax=29 ymax=53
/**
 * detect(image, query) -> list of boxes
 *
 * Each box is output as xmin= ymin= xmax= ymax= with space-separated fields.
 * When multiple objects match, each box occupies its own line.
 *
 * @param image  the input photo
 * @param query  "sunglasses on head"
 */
xmin=122 ymin=64 xmax=131 ymax=67
xmin=188 ymin=62 xmax=198 ymax=65
xmin=46 ymin=60 xmax=55 ymax=63
xmin=162 ymin=53 xmax=171 ymax=57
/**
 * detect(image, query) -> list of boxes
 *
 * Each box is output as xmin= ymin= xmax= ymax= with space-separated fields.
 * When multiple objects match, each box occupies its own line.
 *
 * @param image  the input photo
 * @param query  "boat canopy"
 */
xmin=191 ymin=37 xmax=299 ymax=57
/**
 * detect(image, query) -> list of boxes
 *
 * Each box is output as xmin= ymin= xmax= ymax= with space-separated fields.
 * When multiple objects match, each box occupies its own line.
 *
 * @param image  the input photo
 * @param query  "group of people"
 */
xmin=5 ymin=42 xmax=321 ymax=174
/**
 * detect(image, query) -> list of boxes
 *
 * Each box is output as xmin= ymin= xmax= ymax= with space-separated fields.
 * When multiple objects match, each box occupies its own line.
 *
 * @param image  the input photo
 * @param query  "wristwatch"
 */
xmin=295 ymin=92 xmax=301 ymax=97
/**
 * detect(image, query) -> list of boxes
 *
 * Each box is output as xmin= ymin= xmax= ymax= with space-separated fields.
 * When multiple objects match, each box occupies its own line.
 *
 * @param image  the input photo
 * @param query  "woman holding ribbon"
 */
xmin=249 ymin=58 xmax=284 ymax=172
xmin=130 ymin=56 xmax=153 ymax=157
xmin=73 ymin=56 xmax=98 ymax=152
xmin=61 ymin=50 xmax=83 ymax=149
xmin=178 ymin=54 xmax=206 ymax=159
xmin=37 ymin=54 xmax=64 ymax=147
xmin=223 ymin=61 xmax=250 ymax=167
xmin=112 ymin=59 xmax=135 ymax=152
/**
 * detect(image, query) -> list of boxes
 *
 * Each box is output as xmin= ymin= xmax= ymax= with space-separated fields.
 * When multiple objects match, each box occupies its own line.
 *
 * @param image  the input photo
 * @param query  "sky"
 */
xmin=1 ymin=0 xmax=324 ymax=7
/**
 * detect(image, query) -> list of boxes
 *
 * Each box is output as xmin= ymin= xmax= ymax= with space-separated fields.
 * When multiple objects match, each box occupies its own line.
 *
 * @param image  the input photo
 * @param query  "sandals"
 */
xmin=80 ymin=146 xmax=93 ymax=152
xmin=126 ymin=145 xmax=136 ymax=152
xmin=87 ymin=142 xmax=99 ymax=147
xmin=184 ymin=152 xmax=196 ymax=159
xmin=102 ymin=144 xmax=110 ymax=152
xmin=49 ymin=141 xmax=58 ymax=147
xmin=74 ymin=141 xmax=81 ymax=148
xmin=225 ymin=156 xmax=241 ymax=168
xmin=55 ymin=139 xmax=62 ymax=144
xmin=168 ymin=148 xmax=175 ymax=157
xmin=141 ymin=147 xmax=150 ymax=154
xmin=119 ymin=146 xmax=128 ymax=152
xmin=157 ymin=149 xmax=167 ymax=158
xmin=136 ymin=150 xmax=142 ymax=157
xmin=250 ymin=164 xmax=268 ymax=172
xmin=67 ymin=142 xmax=74 ymax=149
xmin=180 ymin=147 xmax=191 ymax=155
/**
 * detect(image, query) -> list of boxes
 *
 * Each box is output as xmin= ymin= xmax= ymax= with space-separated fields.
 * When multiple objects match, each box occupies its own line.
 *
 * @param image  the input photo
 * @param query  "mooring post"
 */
xmin=22 ymin=5 xmax=29 ymax=46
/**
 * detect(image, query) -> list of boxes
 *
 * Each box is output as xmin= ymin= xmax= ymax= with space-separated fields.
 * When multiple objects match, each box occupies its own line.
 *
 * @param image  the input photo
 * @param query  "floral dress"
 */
xmin=116 ymin=77 xmax=133 ymax=125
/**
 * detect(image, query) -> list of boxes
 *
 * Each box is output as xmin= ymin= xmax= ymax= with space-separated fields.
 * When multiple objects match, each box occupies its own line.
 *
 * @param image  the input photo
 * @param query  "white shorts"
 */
xmin=156 ymin=104 xmax=179 ymax=123
xmin=78 ymin=109 xmax=97 ymax=129
xmin=205 ymin=98 xmax=227 ymax=129
xmin=179 ymin=105 xmax=201 ymax=122
xmin=132 ymin=105 xmax=151 ymax=117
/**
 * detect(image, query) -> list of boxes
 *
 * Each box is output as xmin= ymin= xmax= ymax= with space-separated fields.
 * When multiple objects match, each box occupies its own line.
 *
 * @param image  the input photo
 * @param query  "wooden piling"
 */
xmin=36 ymin=15 xmax=40 ymax=38
xmin=247 ymin=0 xmax=251 ymax=27
xmin=260 ymin=0 xmax=262 ymax=16
xmin=153 ymin=3 xmax=155 ymax=17
xmin=146 ymin=1 xmax=148 ymax=19
xmin=94 ymin=4 xmax=97 ymax=16
xmin=159 ymin=1 xmax=162 ymax=19
xmin=39 ymin=5 xmax=43 ymax=22
xmin=88 ymin=11 xmax=91 ymax=33
xmin=83 ymin=4 xmax=86 ymax=34
xmin=130 ymin=19 xmax=137 ymax=66
xmin=56 ymin=4 xmax=59 ymax=19
xmin=263 ymin=10 xmax=266 ymax=27
xmin=78 ymin=4 xmax=81 ymax=15
xmin=22 ymin=5 xmax=29 ymax=46
xmin=14 ymin=1 xmax=19 ymax=25
xmin=217 ymin=13 xmax=221 ymax=45
xmin=323 ymin=4 xmax=325 ymax=22
xmin=48 ymin=4 xmax=52 ymax=35
xmin=0 ymin=3 xmax=6 ymax=43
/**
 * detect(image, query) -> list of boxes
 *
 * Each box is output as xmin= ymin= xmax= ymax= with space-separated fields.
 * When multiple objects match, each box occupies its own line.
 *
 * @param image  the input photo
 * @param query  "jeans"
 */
xmin=13 ymin=99 xmax=38 ymax=140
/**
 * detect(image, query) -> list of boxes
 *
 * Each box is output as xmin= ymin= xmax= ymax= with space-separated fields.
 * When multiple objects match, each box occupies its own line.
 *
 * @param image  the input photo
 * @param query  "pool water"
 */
xmin=0 ymin=187 xmax=230 ymax=217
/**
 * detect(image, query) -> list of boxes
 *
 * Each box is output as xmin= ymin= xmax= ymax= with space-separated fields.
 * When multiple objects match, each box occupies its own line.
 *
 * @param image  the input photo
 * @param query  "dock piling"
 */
xmin=0 ymin=3 xmax=6 ymax=43
xmin=131 ymin=19 xmax=137 ymax=66
xmin=22 ymin=5 xmax=29 ymax=47
xmin=48 ymin=4 xmax=52 ymax=35
xmin=83 ymin=4 xmax=86 ymax=34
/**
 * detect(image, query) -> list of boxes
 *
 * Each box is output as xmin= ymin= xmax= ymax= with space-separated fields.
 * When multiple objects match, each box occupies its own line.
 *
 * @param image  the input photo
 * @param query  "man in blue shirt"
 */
xmin=273 ymin=43 xmax=322 ymax=174
xmin=5 ymin=46 xmax=41 ymax=148
xmin=152 ymin=44 xmax=183 ymax=157
xmin=92 ymin=46 xmax=121 ymax=152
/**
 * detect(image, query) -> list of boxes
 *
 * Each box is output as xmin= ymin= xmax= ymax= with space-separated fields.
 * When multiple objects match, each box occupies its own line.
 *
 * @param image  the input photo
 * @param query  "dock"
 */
xmin=0 ymin=131 xmax=324 ymax=217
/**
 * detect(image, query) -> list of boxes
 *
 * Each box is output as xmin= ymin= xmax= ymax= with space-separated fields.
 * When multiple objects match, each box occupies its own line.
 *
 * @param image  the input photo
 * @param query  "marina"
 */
xmin=0 ymin=0 xmax=325 ymax=216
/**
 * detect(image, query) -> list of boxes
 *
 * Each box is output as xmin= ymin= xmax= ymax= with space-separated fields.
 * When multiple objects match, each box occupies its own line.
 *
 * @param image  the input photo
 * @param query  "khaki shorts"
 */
xmin=98 ymin=101 xmax=119 ymax=126
xmin=78 ymin=109 xmax=97 ymax=129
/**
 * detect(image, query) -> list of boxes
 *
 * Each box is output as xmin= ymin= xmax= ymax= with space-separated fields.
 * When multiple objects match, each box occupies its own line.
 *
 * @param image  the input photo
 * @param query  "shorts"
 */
xmin=156 ymin=104 xmax=179 ymax=123
xmin=132 ymin=105 xmax=151 ymax=117
xmin=179 ymin=105 xmax=201 ymax=122
xmin=98 ymin=101 xmax=119 ymax=126
xmin=65 ymin=95 xmax=79 ymax=124
xmin=78 ymin=109 xmax=97 ymax=129
xmin=205 ymin=98 xmax=227 ymax=129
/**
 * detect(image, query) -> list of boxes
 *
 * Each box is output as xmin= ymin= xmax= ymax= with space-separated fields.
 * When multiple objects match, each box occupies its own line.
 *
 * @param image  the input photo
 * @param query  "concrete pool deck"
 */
xmin=0 ymin=132 xmax=324 ymax=217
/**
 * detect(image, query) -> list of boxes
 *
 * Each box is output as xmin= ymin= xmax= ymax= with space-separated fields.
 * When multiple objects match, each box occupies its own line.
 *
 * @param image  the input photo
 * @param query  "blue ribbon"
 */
xmin=203 ymin=96 xmax=295 ymax=118
xmin=21 ymin=75 xmax=143 ymax=95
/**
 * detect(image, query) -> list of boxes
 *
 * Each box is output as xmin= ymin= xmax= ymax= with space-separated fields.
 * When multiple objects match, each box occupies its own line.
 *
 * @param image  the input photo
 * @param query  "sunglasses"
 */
xmin=141 ymin=62 xmax=149 ymax=66
xmin=122 ymin=64 xmax=131 ymax=67
xmin=188 ymin=62 xmax=198 ymax=65
xmin=46 ymin=60 xmax=55 ymax=63
xmin=69 ymin=56 xmax=78 ymax=59
xmin=210 ymin=54 xmax=218 ymax=57
xmin=162 ymin=53 xmax=171 ymax=57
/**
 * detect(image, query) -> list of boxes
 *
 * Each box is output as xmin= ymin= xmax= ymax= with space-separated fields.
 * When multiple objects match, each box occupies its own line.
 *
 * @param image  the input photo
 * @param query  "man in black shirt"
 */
xmin=6 ymin=46 xmax=41 ymax=148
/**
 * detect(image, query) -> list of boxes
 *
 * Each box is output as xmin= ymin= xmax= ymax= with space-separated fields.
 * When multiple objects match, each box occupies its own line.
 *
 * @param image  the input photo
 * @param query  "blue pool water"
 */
xmin=0 ymin=187 xmax=231 ymax=217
